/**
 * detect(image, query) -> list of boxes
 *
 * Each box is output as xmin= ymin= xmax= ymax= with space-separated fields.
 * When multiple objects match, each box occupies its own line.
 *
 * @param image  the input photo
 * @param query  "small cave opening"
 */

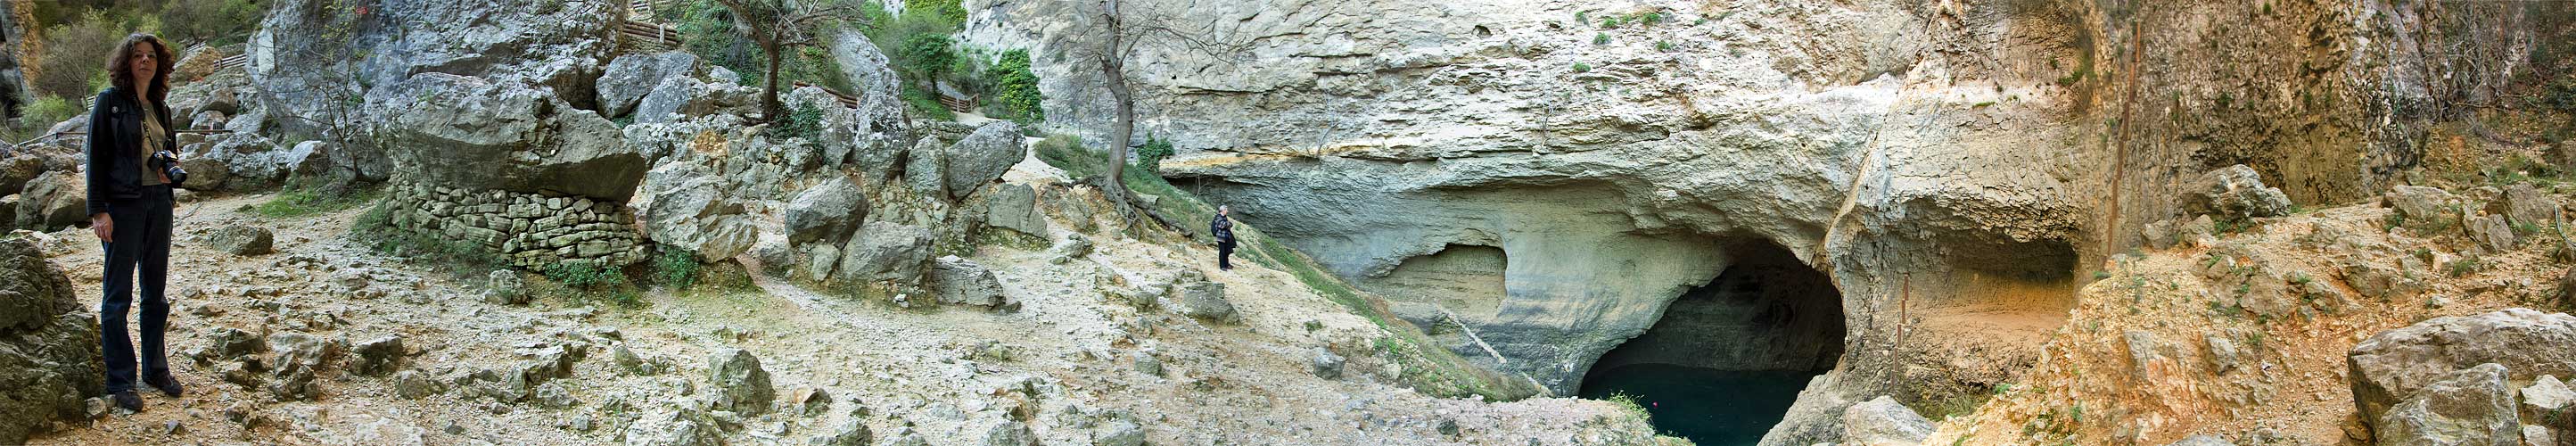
xmin=1577 ymin=239 xmax=1847 ymax=446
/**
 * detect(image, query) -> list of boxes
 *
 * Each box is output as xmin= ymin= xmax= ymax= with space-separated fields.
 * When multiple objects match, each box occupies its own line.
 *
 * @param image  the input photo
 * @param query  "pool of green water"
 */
xmin=1576 ymin=363 xmax=1823 ymax=446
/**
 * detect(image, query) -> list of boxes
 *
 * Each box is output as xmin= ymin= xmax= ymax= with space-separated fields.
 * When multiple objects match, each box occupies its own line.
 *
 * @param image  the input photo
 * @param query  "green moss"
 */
xmin=252 ymin=178 xmax=383 ymax=219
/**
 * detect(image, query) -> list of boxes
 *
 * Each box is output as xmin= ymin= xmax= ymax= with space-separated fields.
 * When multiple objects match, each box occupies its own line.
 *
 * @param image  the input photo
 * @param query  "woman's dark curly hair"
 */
xmin=105 ymin=33 xmax=173 ymax=106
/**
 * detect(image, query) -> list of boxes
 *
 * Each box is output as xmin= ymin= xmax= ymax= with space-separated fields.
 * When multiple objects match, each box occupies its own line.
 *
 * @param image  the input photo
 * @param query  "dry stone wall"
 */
xmin=384 ymin=184 xmax=646 ymax=268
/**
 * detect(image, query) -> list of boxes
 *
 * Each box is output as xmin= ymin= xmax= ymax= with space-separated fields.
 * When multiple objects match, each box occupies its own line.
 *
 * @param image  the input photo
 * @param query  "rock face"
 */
xmin=2350 ymin=309 xmax=2576 ymax=425
xmin=252 ymin=0 xmax=613 ymax=139
xmin=597 ymin=52 xmax=698 ymax=119
xmin=0 ymin=236 xmax=103 ymax=444
xmin=2373 ymin=363 xmax=2521 ymax=445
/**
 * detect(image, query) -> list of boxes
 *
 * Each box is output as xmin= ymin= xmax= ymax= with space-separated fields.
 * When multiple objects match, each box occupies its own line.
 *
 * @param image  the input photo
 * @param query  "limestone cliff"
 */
xmin=962 ymin=0 xmax=2551 ymax=442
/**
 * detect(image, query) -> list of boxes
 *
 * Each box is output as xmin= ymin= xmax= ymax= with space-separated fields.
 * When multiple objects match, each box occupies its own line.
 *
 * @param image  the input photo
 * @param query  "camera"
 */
xmin=152 ymin=151 xmax=186 ymax=186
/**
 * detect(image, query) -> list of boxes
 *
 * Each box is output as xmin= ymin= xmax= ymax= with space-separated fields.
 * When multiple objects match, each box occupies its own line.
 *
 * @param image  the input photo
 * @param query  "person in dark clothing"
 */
xmin=87 ymin=33 xmax=185 ymax=413
xmin=1211 ymin=205 xmax=1236 ymax=270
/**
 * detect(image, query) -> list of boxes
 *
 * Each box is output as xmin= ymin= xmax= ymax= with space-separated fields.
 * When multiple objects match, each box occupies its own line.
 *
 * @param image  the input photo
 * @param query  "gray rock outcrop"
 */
xmin=1840 ymin=395 xmax=1933 ymax=446
xmin=635 ymin=161 xmax=758 ymax=261
xmin=835 ymin=221 xmax=934 ymax=284
xmin=785 ymin=177 xmax=868 ymax=245
xmin=205 ymin=226 xmax=276 ymax=256
xmin=707 ymin=348 xmax=774 ymax=415
xmin=0 ymin=236 xmax=103 ymax=444
xmin=2350 ymin=309 xmax=2576 ymax=425
xmin=597 ymin=52 xmax=698 ymax=119
xmin=12 ymin=170 xmax=82 ymax=230
xmin=2179 ymin=164 xmax=2293 ymax=221
xmin=983 ymin=183 xmax=1049 ymax=237
xmin=366 ymin=72 xmax=646 ymax=202
xmin=939 ymin=121 xmax=1025 ymax=200
xmin=2373 ymin=363 xmax=2521 ymax=445
xmin=929 ymin=256 xmax=1010 ymax=309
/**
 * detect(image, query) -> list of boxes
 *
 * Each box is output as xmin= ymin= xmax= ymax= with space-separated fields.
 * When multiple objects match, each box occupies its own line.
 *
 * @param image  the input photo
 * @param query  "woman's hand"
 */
xmin=90 ymin=213 xmax=111 ymax=241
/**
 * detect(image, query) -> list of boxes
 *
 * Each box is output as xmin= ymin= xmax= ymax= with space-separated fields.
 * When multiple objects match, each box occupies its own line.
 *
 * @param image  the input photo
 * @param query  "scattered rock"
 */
xmin=707 ymin=349 xmax=774 ymax=415
xmin=930 ymin=256 xmax=1012 ymax=309
xmin=484 ymin=270 xmax=529 ymax=305
xmin=2374 ymin=363 xmax=2520 ymax=445
xmin=2467 ymin=214 xmax=2517 ymax=252
xmin=2164 ymin=434 xmax=2234 ymax=446
xmin=1051 ymin=233 xmax=1094 ymax=260
xmin=2350 ymin=309 xmax=2576 ymax=424
xmin=393 ymin=370 xmax=446 ymax=400
xmin=209 ymin=326 xmax=267 ymax=359
xmin=2181 ymin=164 xmax=2294 ymax=221
xmin=1168 ymin=271 xmax=1239 ymax=324
xmin=813 ymin=417 xmax=871 ymax=446
xmin=1133 ymin=351 xmax=1164 ymax=377
xmin=265 ymin=333 xmax=337 ymax=401
xmin=2384 ymin=186 xmax=2461 ymax=229
xmin=2494 ymin=183 xmax=2560 ymax=229
xmin=634 ymin=161 xmax=758 ymax=260
xmin=531 ymin=382 xmax=580 ymax=409
xmin=1093 ymin=420 xmax=1144 ymax=446
xmin=1841 ymin=395 xmax=1934 ymax=446
xmin=2203 ymin=334 xmax=2241 ymax=375
xmin=625 ymin=407 xmax=722 ymax=446
xmin=984 ymin=419 xmax=1037 ymax=446
xmin=614 ymin=344 xmax=668 ymax=376
xmin=2525 ymin=375 xmax=2572 ymax=412
xmin=352 ymin=334 xmax=405 ymax=376
xmin=1310 ymin=347 xmax=1346 ymax=380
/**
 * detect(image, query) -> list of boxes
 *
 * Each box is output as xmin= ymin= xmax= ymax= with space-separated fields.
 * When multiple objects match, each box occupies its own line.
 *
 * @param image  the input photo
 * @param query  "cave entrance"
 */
xmin=1577 ymin=239 xmax=1846 ymax=446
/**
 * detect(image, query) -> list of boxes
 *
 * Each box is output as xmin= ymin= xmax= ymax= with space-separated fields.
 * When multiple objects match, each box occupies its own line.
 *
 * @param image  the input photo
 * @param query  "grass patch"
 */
xmin=651 ymin=246 xmax=702 ymax=291
xmin=542 ymin=261 xmax=642 ymax=307
xmin=251 ymin=178 xmax=383 ymax=219
xmin=350 ymin=199 xmax=508 ymax=280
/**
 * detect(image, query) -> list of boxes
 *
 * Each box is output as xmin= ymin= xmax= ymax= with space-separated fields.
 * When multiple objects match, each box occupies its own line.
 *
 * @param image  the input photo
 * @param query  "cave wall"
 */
xmin=1589 ymin=240 xmax=1845 ymax=374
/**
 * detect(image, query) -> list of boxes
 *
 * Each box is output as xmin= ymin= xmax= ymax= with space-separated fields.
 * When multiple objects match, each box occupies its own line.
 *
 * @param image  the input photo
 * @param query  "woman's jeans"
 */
xmin=100 ymin=184 xmax=174 ymax=393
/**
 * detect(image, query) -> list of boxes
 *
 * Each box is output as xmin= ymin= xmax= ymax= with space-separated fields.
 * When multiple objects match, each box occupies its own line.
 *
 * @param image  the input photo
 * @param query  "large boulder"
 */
xmin=2373 ymin=363 xmax=2521 ymax=445
xmin=2492 ymin=183 xmax=2560 ymax=229
xmin=835 ymin=221 xmax=934 ymax=284
xmin=826 ymin=30 xmax=906 ymax=169
xmin=0 ymin=236 xmax=102 ymax=444
xmin=785 ymin=177 xmax=868 ymax=245
xmin=12 ymin=171 xmax=84 ymax=230
xmin=1167 ymin=270 xmax=1239 ymax=324
xmin=1841 ymin=395 xmax=1934 ymax=446
xmin=597 ymin=52 xmax=697 ymax=119
xmin=251 ymin=0 xmax=613 ymax=138
xmin=983 ymin=183 xmax=1049 ymax=237
xmin=633 ymin=162 xmax=757 ymax=261
xmin=2179 ymin=164 xmax=2292 ymax=221
xmin=783 ymin=87 xmax=860 ymax=166
xmin=204 ymin=226 xmax=276 ymax=256
xmin=632 ymin=76 xmax=757 ymax=125
xmin=2383 ymin=186 xmax=2461 ymax=227
xmin=366 ymin=72 xmax=647 ymax=202
xmin=941 ymin=121 xmax=1025 ymax=201
xmin=2349 ymin=309 xmax=2576 ymax=425
xmin=928 ymin=256 xmax=1010 ymax=309
xmin=0 ymin=154 xmax=40 ymax=197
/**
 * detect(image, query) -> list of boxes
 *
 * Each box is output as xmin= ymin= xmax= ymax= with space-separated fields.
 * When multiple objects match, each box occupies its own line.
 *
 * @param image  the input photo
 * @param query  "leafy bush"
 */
xmin=1134 ymin=133 xmax=1173 ymax=173
xmin=984 ymin=50 xmax=1043 ymax=123
xmin=773 ymin=100 xmax=824 ymax=141
xmin=158 ymin=0 xmax=266 ymax=46
xmin=1655 ymin=40 xmax=1673 ymax=52
xmin=896 ymin=33 xmax=958 ymax=91
xmin=16 ymin=95 xmax=79 ymax=130
xmin=33 ymin=10 xmax=122 ymax=102
xmin=652 ymin=246 xmax=702 ymax=290
xmin=1572 ymin=62 xmax=1591 ymax=73
xmin=1593 ymin=32 xmax=1609 ymax=45
xmin=544 ymin=261 xmax=639 ymax=306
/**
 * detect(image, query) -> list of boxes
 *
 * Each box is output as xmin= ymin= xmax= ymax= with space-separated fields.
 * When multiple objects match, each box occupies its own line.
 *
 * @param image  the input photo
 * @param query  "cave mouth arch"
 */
xmin=1577 ymin=238 xmax=1847 ymax=446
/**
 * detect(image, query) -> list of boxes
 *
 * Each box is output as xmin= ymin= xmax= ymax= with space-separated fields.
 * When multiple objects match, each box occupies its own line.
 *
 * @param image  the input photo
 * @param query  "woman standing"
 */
xmin=85 ymin=33 xmax=185 ymax=413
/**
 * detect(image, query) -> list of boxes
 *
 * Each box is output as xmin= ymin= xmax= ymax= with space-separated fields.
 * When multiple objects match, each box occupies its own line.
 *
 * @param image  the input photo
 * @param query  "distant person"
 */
xmin=86 ymin=33 xmax=187 ymax=413
xmin=1211 ymin=205 xmax=1236 ymax=270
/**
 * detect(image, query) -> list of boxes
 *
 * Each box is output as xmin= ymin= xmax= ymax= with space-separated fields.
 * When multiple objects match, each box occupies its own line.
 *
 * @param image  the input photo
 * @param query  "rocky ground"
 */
xmin=13 ymin=161 xmax=1670 ymax=446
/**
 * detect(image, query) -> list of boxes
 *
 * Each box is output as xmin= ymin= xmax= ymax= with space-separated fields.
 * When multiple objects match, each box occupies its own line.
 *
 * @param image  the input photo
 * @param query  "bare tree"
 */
xmin=1049 ymin=0 xmax=1246 ymax=214
xmin=712 ymin=0 xmax=857 ymax=123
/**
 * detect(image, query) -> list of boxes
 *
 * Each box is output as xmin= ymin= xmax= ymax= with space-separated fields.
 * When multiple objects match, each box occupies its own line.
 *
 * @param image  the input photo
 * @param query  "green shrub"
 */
xmin=1574 ymin=12 xmax=1588 ymax=25
xmin=1593 ymin=32 xmax=1609 ymax=45
xmin=544 ymin=261 xmax=640 ymax=306
xmin=1134 ymin=133 xmax=1173 ymax=173
xmin=16 ymin=95 xmax=79 ymax=130
xmin=35 ymin=10 xmax=123 ymax=101
xmin=252 ymin=178 xmax=381 ymax=219
xmin=900 ymin=84 xmax=954 ymax=121
xmin=158 ymin=0 xmax=266 ymax=46
xmin=984 ymin=50 xmax=1044 ymax=123
xmin=1572 ymin=62 xmax=1591 ymax=72
xmin=896 ymin=33 xmax=959 ymax=92
xmin=1642 ymin=12 xmax=1663 ymax=25
xmin=652 ymin=246 xmax=702 ymax=290
xmin=773 ymin=100 xmax=824 ymax=141
xmin=1601 ymin=16 xmax=1621 ymax=29
xmin=1655 ymin=40 xmax=1673 ymax=52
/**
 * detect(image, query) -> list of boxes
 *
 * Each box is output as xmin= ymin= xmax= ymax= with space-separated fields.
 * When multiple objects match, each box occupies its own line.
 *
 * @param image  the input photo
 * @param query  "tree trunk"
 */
xmin=1098 ymin=12 xmax=1134 ymax=206
xmin=761 ymin=39 xmax=785 ymax=122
